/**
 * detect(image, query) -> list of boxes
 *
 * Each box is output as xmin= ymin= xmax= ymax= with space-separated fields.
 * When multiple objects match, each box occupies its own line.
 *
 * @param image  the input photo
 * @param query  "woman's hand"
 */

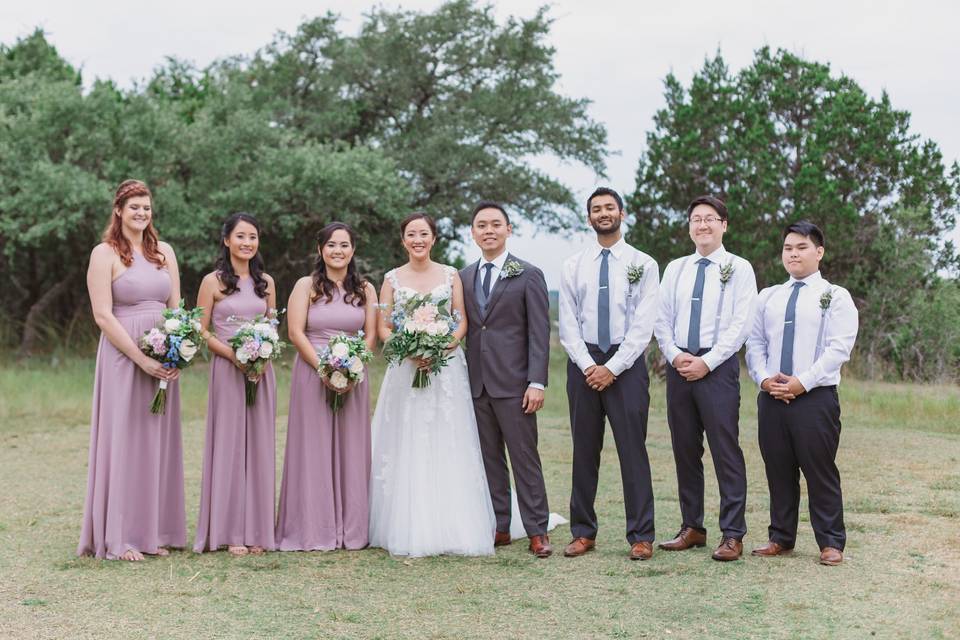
xmin=138 ymin=356 xmax=176 ymax=380
xmin=319 ymin=374 xmax=355 ymax=395
xmin=410 ymin=356 xmax=433 ymax=372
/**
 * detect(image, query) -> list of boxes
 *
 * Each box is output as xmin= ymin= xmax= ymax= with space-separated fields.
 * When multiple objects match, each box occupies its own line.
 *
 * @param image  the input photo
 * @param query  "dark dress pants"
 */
xmin=757 ymin=385 xmax=845 ymax=551
xmin=666 ymin=352 xmax=747 ymax=539
xmin=567 ymin=344 xmax=655 ymax=543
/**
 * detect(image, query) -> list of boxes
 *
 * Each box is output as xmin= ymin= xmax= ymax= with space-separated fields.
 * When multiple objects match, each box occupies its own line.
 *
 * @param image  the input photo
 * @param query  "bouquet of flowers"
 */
xmin=139 ymin=303 xmax=206 ymax=415
xmin=382 ymin=293 xmax=461 ymax=388
xmin=316 ymin=331 xmax=374 ymax=413
xmin=226 ymin=311 xmax=285 ymax=405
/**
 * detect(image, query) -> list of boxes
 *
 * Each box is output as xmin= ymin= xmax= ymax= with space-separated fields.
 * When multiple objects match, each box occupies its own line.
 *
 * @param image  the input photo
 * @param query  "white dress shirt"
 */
xmin=655 ymin=245 xmax=758 ymax=371
xmin=559 ymin=237 xmax=659 ymax=376
xmin=746 ymin=271 xmax=858 ymax=391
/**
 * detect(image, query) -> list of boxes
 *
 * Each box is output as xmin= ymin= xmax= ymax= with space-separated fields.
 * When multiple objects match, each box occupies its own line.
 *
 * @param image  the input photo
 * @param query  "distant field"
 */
xmin=1 ymin=345 xmax=958 ymax=639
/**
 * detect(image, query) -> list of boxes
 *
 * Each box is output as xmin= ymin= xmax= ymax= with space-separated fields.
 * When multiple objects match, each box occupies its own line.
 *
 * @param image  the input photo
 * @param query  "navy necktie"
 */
xmin=480 ymin=263 xmax=494 ymax=308
xmin=686 ymin=257 xmax=711 ymax=353
xmin=598 ymin=249 xmax=611 ymax=352
xmin=780 ymin=281 xmax=806 ymax=375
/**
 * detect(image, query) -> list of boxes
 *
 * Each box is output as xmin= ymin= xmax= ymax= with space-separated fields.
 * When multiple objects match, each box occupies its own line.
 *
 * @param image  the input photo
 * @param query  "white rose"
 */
xmin=259 ymin=342 xmax=274 ymax=358
xmin=237 ymin=350 xmax=250 ymax=364
xmin=254 ymin=322 xmax=272 ymax=335
xmin=191 ymin=320 xmax=202 ymax=333
xmin=179 ymin=339 xmax=198 ymax=362
xmin=330 ymin=370 xmax=349 ymax=389
xmin=268 ymin=328 xmax=280 ymax=341
xmin=349 ymin=358 xmax=365 ymax=375
xmin=164 ymin=318 xmax=182 ymax=332
xmin=403 ymin=320 xmax=416 ymax=333
xmin=427 ymin=322 xmax=446 ymax=336
xmin=331 ymin=342 xmax=350 ymax=358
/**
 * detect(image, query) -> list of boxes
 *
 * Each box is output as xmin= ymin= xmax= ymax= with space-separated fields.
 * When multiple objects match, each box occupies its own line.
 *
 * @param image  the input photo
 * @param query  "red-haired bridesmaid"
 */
xmin=276 ymin=222 xmax=378 ymax=550
xmin=79 ymin=179 xmax=186 ymax=561
xmin=194 ymin=213 xmax=278 ymax=556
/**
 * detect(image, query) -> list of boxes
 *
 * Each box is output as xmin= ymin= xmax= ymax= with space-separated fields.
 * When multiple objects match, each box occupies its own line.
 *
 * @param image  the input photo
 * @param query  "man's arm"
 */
xmin=558 ymin=255 xmax=595 ymax=372
xmin=525 ymin=266 xmax=550 ymax=388
xmin=605 ymin=258 xmax=660 ymax=376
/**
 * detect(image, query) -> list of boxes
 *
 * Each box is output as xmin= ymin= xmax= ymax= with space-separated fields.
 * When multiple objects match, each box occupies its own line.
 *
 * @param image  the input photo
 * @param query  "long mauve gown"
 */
xmin=78 ymin=251 xmax=186 ymax=559
xmin=194 ymin=276 xmax=277 ymax=552
xmin=276 ymin=290 xmax=370 ymax=550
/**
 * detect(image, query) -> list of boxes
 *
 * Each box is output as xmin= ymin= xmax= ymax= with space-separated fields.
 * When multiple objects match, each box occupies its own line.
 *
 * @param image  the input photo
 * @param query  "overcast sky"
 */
xmin=3 ymin=0 xmax=958 ymax=286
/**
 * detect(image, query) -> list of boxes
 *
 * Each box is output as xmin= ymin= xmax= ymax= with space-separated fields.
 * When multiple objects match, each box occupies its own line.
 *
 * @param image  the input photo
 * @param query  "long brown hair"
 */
xmin=102 ymin=179 xmax=166 ymax=268
xmin=311 ymin=222 xmax=367 ymax=306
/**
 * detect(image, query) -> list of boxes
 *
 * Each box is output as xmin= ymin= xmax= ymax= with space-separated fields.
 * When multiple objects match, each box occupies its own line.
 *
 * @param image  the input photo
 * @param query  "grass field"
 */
xmin=1 ymin=344 xmax=959 ymax=639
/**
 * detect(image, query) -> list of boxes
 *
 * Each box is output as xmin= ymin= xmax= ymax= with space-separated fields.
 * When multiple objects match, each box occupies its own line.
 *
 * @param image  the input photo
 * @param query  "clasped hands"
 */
xmin=584 ymin=364 xmax=616 ymax=391
xmin=672 ymin=353 xmax=710 ymax=381
xmin=761 ymin=373 xmax=806 ymax=403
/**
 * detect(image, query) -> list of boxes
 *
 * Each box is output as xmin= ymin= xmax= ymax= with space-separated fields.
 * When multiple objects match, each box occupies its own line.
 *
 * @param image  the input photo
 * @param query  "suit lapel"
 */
xmin=463 ymin=260 xmax=482 ymax=321
xmin=482 ymin=253 xmax=517 ymax=319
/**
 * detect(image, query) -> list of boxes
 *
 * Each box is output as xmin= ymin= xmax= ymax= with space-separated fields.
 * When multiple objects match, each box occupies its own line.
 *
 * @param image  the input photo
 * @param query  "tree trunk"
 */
xmin=18 ymin=280 xmax=70 ymax=359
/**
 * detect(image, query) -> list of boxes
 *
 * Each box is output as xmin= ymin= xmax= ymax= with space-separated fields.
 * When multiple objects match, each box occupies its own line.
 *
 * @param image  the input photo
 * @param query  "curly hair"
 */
xmin=102 ymin=179 xmax=166 ymax=268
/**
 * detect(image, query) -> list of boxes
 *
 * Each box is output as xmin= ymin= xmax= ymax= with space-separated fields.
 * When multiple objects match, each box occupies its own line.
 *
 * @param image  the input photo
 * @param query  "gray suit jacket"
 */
xmin=460 ymin=254 xmax=550 ymax=399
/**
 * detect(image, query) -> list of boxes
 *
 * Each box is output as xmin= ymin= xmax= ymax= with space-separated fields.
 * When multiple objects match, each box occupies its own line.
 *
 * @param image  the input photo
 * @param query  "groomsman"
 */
xmin=460 ymin=202 xmax=553 ymax=558
xmin=746 ymin=221 xmax=858 ymax=566
xmin=654 ymin=195 xmax=757 ymax=561
xmin=559 ymin=187 xmax=659 ymax=560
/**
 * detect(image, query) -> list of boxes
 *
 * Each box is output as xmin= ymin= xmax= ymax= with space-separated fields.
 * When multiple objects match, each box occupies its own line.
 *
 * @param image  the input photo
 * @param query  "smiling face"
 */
xmin=401 ymin=218 xmax=435 ymax=260
xmin=587 ymin=194 xmax=624 ymax=236
xmin=321 ymin=228 xmax=355 ymax=271
xmin=782 ymin=232 xmax=825 ymax=279
xmin=224 ymin=220 xmax=260 ymax=263
xmin=471 ymin=207 xmax=512 ymax=256
xmin=688 ymin=203 xmax=727 ymax=255
xmin=116 ymin=195 xmax=152 ymax=234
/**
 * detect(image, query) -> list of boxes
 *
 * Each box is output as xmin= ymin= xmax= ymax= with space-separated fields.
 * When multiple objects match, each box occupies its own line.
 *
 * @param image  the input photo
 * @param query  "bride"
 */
xmin=368 ymin=212 xmax=496 ymax=557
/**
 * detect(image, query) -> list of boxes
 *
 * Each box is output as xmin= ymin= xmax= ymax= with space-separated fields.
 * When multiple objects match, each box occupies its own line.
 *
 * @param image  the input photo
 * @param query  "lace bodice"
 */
xmin=387 ymin=265 xmax=456 ymax=304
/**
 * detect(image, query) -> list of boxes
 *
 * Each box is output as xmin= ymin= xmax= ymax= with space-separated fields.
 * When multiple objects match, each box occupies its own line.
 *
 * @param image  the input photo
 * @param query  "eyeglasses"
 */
xmin=689 ymin=216 xmax=721 ymax=225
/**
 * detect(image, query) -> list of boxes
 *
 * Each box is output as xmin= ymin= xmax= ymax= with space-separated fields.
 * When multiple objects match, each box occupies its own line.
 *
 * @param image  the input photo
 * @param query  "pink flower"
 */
xmin=412 ymin=303 xmax=438 ymax=326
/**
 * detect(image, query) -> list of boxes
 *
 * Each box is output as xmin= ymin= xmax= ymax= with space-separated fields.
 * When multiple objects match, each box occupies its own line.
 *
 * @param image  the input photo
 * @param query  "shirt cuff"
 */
xmin=605 ymin=358 xmax=626 ymax=377
xmin=662 ymin=344 xmax=683 ymax=367
xmin=700 ymin=350 xmax=721 ymax=371
xmin=576 ymin=353 xmax=597 ymax=373
xmin=527 ymin=382 xmax=545 ymax=390
xmin=796 ymin=370 xmax=817 ymax=393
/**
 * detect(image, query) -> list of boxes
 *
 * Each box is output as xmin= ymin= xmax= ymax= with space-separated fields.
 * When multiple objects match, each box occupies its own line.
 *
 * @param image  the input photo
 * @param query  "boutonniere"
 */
xmin=626 ymin=263 xmax=645 ymax=284
xmin=500 ymin=260 xmax=524 ymax=279
xmin=718 ymin=260 xmax=735 ymax=290
xmin=819 ymin=290 xmax=833 ymax=314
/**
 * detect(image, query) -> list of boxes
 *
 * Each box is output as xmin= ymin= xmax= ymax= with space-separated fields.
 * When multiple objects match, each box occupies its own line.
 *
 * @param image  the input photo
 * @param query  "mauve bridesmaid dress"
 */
xmin=194 ymin=276 xmax=277 ymax=552
xmin=276 ymin=290 xmax=370 ymax=550
xmin=78 ymin=252 xmax=186 ymax=559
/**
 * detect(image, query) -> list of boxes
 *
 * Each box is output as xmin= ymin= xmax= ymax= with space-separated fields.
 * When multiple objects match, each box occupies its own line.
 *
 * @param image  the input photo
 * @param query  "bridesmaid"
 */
xmin=276 ymin=222 xmax=378 ymax=551
xmin=79 ymin=179 xmax=186 ymax=561
xmin=194 ymin=213 xmax=278 ymax=556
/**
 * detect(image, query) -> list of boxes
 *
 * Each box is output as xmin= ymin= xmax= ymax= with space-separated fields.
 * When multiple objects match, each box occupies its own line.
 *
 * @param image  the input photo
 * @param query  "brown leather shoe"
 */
xmin=819 ymin=547 xmax=843 ymax=566
xmin=751 ymin=540 xmax=793 ymax=557
xmin=711 ymin=537 xmax=743 ymax=561
xmin=563 ymin=537 xmax=595 ymax=557
xmin=658 ymin=526 xmax=707 ymax=551
xmin=528 ymin=535 xmax=552 ymax=558
xmin=629 ymin=541 xmax=653 ymax=561
xmin=494 ymin=531 xmax=511 ymax=547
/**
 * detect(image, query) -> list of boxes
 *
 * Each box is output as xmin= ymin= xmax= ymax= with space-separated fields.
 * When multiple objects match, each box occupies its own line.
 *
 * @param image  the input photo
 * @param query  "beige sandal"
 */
xmin=228 ymin=545 xmax=249 ymax=556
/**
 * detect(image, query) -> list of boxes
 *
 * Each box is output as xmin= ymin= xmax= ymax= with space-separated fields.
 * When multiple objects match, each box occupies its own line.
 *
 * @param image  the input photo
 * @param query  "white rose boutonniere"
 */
xmin=500 ymin=260 xmax=524 ymax=279
xmin=626 ymin=263 xmax=645 ymax=285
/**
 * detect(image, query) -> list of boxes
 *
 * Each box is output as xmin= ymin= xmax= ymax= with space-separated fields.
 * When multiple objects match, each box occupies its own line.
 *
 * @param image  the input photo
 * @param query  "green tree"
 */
xmin=627 ymin=47 xmax=960 ymax=380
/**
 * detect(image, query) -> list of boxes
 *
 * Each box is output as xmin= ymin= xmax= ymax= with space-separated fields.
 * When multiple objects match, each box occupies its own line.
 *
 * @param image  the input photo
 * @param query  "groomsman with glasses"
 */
xmin=654 ymin=195 xmax=757 ymax=561
xmin=746 ymin=221 xmax=858 ymax=566
xmin=559 ymin=187 xmax=660 ymax=561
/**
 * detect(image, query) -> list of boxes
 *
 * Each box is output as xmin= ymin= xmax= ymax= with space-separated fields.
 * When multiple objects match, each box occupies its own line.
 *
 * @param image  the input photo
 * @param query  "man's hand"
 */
xmin=762 ymin=373 xmax=804 ymax=404
xmin=584 ymin=365 xmax=616 ymax=391
xmin=672 ymin=353 xmax=695 ymax=369
xmin=677 ymin=356 xmax=710 ymax=382
xmin=522 ymin=387 xmax=545 ymax=414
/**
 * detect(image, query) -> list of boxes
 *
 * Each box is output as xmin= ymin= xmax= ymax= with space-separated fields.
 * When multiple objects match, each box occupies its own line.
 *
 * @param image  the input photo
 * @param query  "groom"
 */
xmin=461 ymin=201 xmax=553 ymax=558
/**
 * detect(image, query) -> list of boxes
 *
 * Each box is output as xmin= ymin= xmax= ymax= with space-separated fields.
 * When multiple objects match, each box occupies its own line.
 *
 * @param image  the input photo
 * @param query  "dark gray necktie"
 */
xmin=598 ymin=249 xmax=611 ymax=352
xmin=780 ymin=281 xmax=806 ymax=375
xmin=480 ymin=263 xmax=494 ymax=308
xmin=686 ymin=257 xmax=711 ymax=353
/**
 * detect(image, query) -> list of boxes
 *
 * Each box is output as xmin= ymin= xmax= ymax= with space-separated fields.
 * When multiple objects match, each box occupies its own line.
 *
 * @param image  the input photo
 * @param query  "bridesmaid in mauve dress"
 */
xmin=194 ymin=213 xmax=278 ymax=556
xmin=79 ymin=179 xmax=186 ymax=561
xmin=276 ymin=222 xmax=378 ymax=551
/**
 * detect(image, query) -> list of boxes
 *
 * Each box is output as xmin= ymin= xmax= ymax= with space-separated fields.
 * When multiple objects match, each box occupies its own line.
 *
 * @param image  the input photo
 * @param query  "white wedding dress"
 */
xmin=368 ymin=266 xmax=497 ymax=557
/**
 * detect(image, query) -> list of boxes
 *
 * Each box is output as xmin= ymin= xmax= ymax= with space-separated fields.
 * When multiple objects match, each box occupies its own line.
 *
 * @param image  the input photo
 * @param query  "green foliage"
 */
xmin=0 ymin=2 xmax=607 ymax=353
xmin=627 ymin=47 xmax=960 ymax=381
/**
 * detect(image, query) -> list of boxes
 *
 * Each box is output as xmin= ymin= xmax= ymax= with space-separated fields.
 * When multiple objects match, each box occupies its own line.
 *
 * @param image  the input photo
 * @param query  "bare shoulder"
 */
xmin=90 ymin=242 xmax=115 ymax=260
xmin=262 ymin=272 xmax=276 ymax=287
xmin=157 ymin=241 xmax=177 ymax=260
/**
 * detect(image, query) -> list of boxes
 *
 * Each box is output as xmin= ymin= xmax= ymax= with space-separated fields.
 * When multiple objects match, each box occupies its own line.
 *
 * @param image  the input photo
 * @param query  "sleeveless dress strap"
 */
xmin=386 ymin=269 xmax=400 ymax=289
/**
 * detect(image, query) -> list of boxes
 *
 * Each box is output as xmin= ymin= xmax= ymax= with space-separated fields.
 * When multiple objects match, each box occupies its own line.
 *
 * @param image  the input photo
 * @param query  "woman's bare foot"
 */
xmin=248 ymin=546 xmax=265 ymax=555
xmin=119 ymin=549 xmax=144 ymax=562
xmin=228 ymin=545 xmax=249 ymax=556
xmin=153 ymin=547 xmax=170 ymax=557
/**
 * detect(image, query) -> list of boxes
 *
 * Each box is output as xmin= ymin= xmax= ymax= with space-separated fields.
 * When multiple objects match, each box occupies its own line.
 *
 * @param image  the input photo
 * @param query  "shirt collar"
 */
xmin=482 ymin=250 xmax=509 ymax=270
xmin=787 ymin=270 xmax=824 ymax=286
xmin=593 ymin=236 xmax=625 ymax=260
xmin=693 ymin=244 xmax=727 ymax=265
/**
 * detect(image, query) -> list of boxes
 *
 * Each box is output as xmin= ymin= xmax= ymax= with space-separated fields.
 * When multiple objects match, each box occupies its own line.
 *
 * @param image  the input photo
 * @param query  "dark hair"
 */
xmin=687 ymin=194 xmax=729 ymax=221
xmin=586 ymin=187 xmax=624 ymax=213
xmin=470 ymin=201 xmax=511 ymax=225
xmin=312 ymin=222 xmax=367 ymax=306
xmin=216 ymin=213 xmax=269 ymax=298
xmin=783 ymin=220 xmax=825 ymax=247
xmin=400 ymin=211 xmax=437 ymax=237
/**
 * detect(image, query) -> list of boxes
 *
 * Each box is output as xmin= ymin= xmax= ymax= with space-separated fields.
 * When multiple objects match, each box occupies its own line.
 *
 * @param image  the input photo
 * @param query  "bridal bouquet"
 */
xmin=383 ymin=293 xmax=461 ymax=388
xmin=316 ymin=331 xmax=374 ymax=413
xmin=139 ymin=303 xmax=205 ymax=415
xmin=227 ymin=311 xmax=285 ymax=405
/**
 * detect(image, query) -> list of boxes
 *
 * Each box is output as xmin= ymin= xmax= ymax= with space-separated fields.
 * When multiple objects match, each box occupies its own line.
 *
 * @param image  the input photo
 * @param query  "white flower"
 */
xmin=426 ymin=321 xmax=446 ymax=336
xmin=191 ymin=320 xmax=202 ymax=333
xmin=237 ymin=350 xmax=250 ymax=364
xmin=254 ymin=322 xmax=272 ymax=335
xmin=331 ymin=342 xmax=350 ymax=358
xmin=259 ymin=342 xmax=274 ymax=358
xmin=330 ymin=370 xmax=349 ymax=389
xmin=164 ymin=318 xmax=182 ymax=332
xmin=349 ymin=358 xmax=365 ymax=375
xmin=403 ymin=320 xmax=416 ymax=333
xmin=179 ymin=339 xmax=198 ymax=362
